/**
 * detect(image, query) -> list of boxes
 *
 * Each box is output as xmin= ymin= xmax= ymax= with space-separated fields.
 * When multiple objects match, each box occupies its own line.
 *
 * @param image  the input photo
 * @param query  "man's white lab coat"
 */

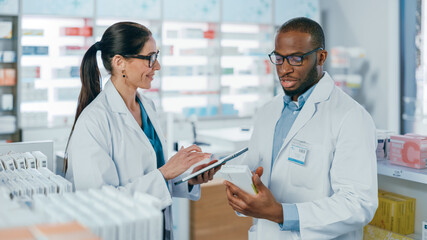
xmin=241 ymin=72 xmax=378 ymax=240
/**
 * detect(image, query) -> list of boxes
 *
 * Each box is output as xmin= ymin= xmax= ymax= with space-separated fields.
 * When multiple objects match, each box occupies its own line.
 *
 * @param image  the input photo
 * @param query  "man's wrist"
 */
xmin=269 ymin=202 xmax=284 ymax=223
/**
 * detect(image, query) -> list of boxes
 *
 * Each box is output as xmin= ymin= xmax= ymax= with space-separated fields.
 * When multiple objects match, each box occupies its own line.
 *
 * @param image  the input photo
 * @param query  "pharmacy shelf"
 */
xmin=377 ymin=159 xmax=427 ymax=185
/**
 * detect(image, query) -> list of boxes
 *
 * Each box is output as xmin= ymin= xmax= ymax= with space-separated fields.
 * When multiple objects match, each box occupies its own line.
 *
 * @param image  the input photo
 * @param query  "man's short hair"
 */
xmin=278 ymin=17 xmax=325 ymax=49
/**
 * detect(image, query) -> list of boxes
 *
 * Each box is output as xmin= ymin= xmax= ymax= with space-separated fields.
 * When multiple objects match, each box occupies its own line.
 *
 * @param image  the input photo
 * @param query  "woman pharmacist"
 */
xmin=65 ymin=22 xmax=218 ymax=240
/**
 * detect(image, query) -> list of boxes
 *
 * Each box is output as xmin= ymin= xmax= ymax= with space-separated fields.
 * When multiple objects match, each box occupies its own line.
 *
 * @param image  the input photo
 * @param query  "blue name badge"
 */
xmin=288 ymin=139 xmax=309 ymax=165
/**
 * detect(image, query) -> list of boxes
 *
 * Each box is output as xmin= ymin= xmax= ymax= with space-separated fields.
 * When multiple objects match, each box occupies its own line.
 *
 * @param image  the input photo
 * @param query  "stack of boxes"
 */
xmin=369 ymin=190 xmax=415 ymax=235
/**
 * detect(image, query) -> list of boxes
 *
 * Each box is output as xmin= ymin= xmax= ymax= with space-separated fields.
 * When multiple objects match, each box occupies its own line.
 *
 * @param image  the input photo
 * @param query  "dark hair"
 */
xmin=64 ymin=22 xmax=152 ymax=173
xmin=278 ymin=17 xmax=325 ymax=49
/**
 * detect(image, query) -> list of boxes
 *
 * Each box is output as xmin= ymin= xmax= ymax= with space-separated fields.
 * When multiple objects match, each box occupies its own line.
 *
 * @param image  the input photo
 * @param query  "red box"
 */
xmin=62 ymin=26 xmax=93 ymax=37
xmin=389 ymin=134 xmax=427 ymax=169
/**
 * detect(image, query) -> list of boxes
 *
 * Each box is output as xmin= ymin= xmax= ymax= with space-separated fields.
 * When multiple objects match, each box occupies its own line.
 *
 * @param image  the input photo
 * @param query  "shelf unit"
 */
xmin=377 ymin=159 xmax=427 ymax=184
xmin=0 ymin=7 xmax=20 ymax=142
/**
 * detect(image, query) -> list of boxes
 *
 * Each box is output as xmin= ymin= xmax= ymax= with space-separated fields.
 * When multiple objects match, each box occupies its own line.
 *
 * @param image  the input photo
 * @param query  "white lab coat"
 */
xmin=240 ymin=72 xmax=378 ymax=240
xmin=66 ymin=80 xmax=200 ymax=240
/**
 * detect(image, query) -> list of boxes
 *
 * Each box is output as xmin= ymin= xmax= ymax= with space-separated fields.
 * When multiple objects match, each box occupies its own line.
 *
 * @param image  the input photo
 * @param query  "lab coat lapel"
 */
xmin=274 ymin=73 xmax=334 ymax=163
xmin=104 ymin=80 xmax=153 ymax=148
xmin=137 ymin=91 xmax=168 ymax=159
xmin=263 ymin=95 xmax=285 ymax=184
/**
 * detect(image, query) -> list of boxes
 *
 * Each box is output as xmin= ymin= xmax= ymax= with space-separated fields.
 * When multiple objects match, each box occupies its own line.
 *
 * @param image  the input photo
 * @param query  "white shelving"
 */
xmin=377 ymin=159 xmax=427 ymax=185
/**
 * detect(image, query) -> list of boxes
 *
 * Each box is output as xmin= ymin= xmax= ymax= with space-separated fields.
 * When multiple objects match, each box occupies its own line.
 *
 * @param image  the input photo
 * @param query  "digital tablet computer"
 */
xmin=174 ymin=147 xmax=248 ymax=185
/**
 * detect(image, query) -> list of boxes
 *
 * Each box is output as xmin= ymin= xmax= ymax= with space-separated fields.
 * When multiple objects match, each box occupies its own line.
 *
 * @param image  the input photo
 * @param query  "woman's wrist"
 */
xmin=159 ymin=167 xmax=170 ymax=180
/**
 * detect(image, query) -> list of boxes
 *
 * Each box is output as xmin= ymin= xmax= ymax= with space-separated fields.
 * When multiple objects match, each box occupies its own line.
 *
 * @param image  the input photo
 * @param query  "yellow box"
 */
xmin=380 ymin=191 xmax=415 ymax=235
xmin=370 ymin=190 xmax=415 ymax=235
xmin=363 ymin=224 xmax=414 ymax=240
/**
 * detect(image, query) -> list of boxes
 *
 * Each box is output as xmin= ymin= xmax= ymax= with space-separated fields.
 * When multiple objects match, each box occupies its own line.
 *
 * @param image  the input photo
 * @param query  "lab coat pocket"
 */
xmin=248 ymin=225 xmax=257 ymax=240
xmin=289 ymin=144 xmax=325 ymax=190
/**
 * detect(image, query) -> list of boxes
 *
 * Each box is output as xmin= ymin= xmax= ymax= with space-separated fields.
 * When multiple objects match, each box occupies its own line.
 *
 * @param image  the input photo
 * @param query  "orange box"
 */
xmin=35 ymin=221 xmax=100 ymax=240
xmin=389 ymin=134 xmax=427 ymax=169
xmin=0 ymin=68 xmax=16 ymax=86
xmin=0 ymin=227 xmax=35 ymax=240
xmin=0 ymin=221 xmax=99 ymax=240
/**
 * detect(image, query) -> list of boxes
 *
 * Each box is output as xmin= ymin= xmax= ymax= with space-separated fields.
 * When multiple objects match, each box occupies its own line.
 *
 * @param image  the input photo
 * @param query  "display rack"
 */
xmin=378 ymin=159 xmax=427 ymax=185
xmin=0 ymin=9 xmax=20 ymax=142
xmin=20 ymin=17 xmax=94 ymax=129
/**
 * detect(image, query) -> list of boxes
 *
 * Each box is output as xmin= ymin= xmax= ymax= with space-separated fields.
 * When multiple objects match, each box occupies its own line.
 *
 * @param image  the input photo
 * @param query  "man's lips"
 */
xmin=279 ymin=76 xmax=298 ymax=82
xmin=280 ymin=77 xmax=298 ymax=88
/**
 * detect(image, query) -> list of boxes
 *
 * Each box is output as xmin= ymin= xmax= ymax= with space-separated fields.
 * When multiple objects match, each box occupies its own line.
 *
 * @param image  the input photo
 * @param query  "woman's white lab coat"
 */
xmin=241 ymin=72 xmax=378 ymax=240
xmin=66 ymin=80 xmax=200 ymax=239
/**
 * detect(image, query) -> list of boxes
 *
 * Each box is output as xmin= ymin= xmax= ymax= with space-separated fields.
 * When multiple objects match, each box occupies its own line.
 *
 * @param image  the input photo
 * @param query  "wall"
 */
xmin=320 ymin=0 xmax=400 ymax=132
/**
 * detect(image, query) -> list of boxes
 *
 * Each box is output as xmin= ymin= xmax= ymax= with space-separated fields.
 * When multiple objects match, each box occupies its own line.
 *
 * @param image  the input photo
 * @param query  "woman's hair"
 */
xmin=64 ymin=22 xmax=152 ymax=173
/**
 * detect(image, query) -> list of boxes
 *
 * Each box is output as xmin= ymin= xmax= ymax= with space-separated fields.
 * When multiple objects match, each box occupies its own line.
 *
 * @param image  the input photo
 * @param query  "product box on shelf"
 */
xmin=422 ymin=221 xmax=427 ymax=240
xmin=61 ymin=26 xmax=93 ymax=37
xmin=0 ymin=51 xmax=17 ymax=63
xmin=0 ymin=21 xmax=12 ymax=39
xmin=370 ymin=190 xmax=415 ymax=235
xmin=390 ymin=134 xmax=427 ymax=169
xmin=0 ymin=68 xmax=16 ymax=86
xmin=363 ymin=225 xmax=413 ymax=240
xmin=376 ymin=129 xmax=396 ymax=160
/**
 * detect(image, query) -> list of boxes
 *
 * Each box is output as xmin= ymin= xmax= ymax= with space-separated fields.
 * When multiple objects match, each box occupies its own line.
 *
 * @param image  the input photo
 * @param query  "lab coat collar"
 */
xmin=104 ymin=79 xmax=167 ymax=159
xmin=273 ymin=71 xmax=334 ymax=164
xmin=104 ymin=79 xmax=129 ymax=114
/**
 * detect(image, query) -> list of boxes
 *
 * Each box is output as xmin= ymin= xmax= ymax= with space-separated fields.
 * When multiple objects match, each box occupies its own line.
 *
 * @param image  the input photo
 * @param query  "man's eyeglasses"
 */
xmin=268 ymin=47 xmax=323 ymax=66
xmin=124 ymin=50 xmax=160 ymax=68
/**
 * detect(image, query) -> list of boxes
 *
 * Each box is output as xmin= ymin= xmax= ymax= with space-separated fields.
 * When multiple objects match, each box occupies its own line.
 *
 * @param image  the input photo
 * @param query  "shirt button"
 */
xmin=293 ymin=111 xmax=297 ymax=114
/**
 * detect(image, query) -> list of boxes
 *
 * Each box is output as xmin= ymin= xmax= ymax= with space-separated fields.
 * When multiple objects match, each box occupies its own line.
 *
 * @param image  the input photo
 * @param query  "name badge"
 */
xmin=288 ymin=139 xmax=309 ymax=165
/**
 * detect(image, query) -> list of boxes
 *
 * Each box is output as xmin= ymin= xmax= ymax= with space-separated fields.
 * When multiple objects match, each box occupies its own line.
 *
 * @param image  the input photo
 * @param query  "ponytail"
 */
xmin=64 ymin=42 xmax=101 ymax=174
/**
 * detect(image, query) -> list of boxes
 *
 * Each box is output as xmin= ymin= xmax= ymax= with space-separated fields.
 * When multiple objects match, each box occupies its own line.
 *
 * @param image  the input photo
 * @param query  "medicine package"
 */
xmin=217 ymin=165 xmax=258 ymax=195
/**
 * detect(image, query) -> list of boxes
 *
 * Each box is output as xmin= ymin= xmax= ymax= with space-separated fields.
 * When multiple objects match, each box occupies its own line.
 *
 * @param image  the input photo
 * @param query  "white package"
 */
xmin=423 ymin=221 xmax=427 ymax=240
xmin=0 ymin=155 xmax=16 ymax=170
xmin=31 ymin=151 xmax=48 ymax=168
xmin=217 ymin=165 xmax=258 ymax=195
xmin=9 ymin=153 xmax=26 ymax=170
xmin=133 ymin=192 xmax=163 ymax=240
xmin=0 ymin=160 xmax=5 ymax=172
xmin=22 ymin=152 xmax=36 ymax=169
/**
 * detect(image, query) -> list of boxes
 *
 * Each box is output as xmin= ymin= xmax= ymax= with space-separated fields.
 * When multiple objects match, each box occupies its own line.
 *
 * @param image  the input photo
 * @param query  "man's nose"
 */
xmin=277 ymin=60 xmax=293 ymax=75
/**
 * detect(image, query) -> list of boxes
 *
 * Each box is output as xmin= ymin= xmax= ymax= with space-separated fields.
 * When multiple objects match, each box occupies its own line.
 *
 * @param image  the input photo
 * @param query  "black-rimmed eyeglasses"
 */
xmin=268 ymin=47 xmax=323 ymax=66
xmin=124 ymin=50 xmax=159 ymax=68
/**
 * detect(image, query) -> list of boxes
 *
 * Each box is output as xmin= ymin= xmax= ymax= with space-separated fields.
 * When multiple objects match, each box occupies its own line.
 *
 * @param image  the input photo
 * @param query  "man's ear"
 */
xmin=318 ymin=50 xmax=328 ymax=66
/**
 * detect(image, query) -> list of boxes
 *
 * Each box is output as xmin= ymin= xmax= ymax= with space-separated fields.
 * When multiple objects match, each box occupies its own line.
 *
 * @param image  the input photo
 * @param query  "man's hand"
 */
xmin=188 ymin=160 xmax=222 ymax=185
xmin=224 ymin=167 xmax=284 ymax=223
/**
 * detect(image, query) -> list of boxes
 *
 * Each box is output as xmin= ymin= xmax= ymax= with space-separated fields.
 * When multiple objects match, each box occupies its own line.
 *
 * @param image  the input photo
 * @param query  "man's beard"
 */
xmin=283 ymin=59 xmax=318 ymax=97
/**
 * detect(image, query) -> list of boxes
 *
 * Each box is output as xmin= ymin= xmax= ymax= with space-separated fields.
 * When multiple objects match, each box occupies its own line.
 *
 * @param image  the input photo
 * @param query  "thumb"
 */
xmin=252 ymin=173 xmax=265 ymax=191
xmin=254 ymin=166 xmax=263 ymax=177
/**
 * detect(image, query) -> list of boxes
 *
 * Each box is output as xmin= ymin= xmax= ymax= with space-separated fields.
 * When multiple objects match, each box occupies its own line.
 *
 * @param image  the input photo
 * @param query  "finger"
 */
xmin=228 ymin=200 xmax=245 ymax=214
xmin=208 ymin=168 xmax=215 ymax=180
xmin=225 ymin=186 xmax=246 ymax=210
xmin=184 ymin=144 xmax=203 ymax=153
xmin=188 ymin=153 xmax=211 ymax=164
xmin=207 ymin=159 xmax=218 ymax=165
xmin=202 ymin=171 xmax=209 ymax=182
xmin=225 ymin=180 xmax=251 ymax=202
xmin=213 ymin=165 xmax=222 ymax=173
xmin=192 ymin=163 xmax=209 ymax=172
xmin=254 ymin=167 xmax=263 ymax=177
xmin=196 ymin=173 xmax=203 ymax=183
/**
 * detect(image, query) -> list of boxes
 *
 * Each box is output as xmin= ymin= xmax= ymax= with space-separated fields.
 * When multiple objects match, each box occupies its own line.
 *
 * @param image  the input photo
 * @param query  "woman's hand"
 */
xmin=188 ymin=160 xmax=222 ymax=185
xmin=159 ymin=145 xmax=211 ymax=180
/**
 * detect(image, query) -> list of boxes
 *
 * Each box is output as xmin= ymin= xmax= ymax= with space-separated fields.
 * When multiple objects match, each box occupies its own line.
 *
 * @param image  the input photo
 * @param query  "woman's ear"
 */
xmin=112 ymin=54 xmax=126 ymax=70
